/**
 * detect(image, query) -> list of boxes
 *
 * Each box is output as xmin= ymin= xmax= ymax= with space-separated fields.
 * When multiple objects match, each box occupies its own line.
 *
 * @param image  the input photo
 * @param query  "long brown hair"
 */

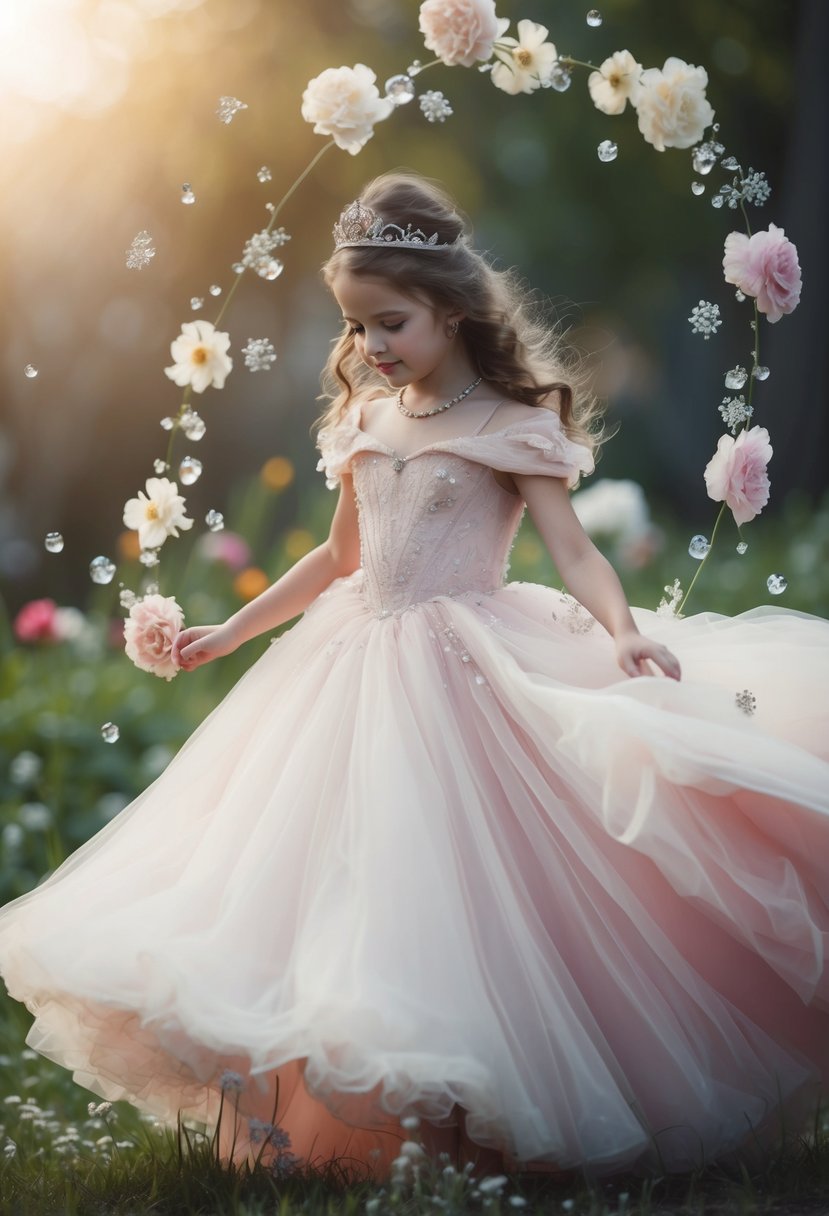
xmin=314 ymin=171 xmax=608 ymax=458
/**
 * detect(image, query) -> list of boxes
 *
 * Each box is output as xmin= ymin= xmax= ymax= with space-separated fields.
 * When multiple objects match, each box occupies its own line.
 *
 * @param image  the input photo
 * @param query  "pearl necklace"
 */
xmin=396 ymin=376 xmax=482 ymax=419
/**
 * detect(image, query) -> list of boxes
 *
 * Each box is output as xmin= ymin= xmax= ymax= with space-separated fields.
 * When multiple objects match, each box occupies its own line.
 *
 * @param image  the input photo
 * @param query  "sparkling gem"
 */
xmin=190 ymin=296 xmax=204 ymax=310
xmin=160 ymin=416 xmax=175 ymax=430
xmin=721 ymin=155 xmax=740 ymax=171
xmin=766 ymin=573 xmax=787 ymax=595
xmin=385 ymin=74 xmax=416 ymax=105
xmin=101 ymin=722 xmax=120 ymax=744
xmin=126 ymin=230 xmax=155 ymax=270
xmin=178 ymin=456 xmax=202 ymax=485
xmin=586 ymin=9 xmax=602 ymax=27
xmin=24 ymin=364 xmax=38 ymax=378
xmin=392 ymin=457 xmax=405 ymax=472
xmin=691 ymin=142 xmax=719 ymax=175
xmin=258 ymin=258 xmax=283 ymax=280
xmin=216 ymin=95 xmax=248 ymax=124
xmin=407 ymin=60 xmax=422 ymax=76
xmin=752 ymin=365 xmax=770 ymax=381
xmin=181 ymin=183 xmax=196 ymax=205
xmin=735 ymin=289 xmax=746 ymax=302
xmin=713 ymin=122 xmax=720 ymax=132
xmin=139 ymin=548 xmax=159 ymax=567
xmin=691 ymin=180 xmax=705 ymax=196
xmin=257 ymin=166 xmax=272 ymax=183
xmin=725 ymin=366 xmax=748 ymax=389
xmin=597 ymin=139 xmax=617 ymax=162
xmin=89 ymin=555 xmax=116 ymax=584
xmin=548 ymin=64 xmax=572 ymax=91
xmin=205 ymin=509 xmax=224 ymax=532
xmin=209 ymin=284 xmax=221 ymax=296
xmin=181 ymin=409 xmax=206 ymax=441
xmin=736 ymin=541 xmax=748 ymax=555
xmin=688 ymin=534 xmax=710 ymax=560
xmin=44 ymin=532 xmax=64 ymax=553
xmin=712 ymin=195 xmax=725 ymax=209
xmin=242 ymin=337 xmax=277 ymax=372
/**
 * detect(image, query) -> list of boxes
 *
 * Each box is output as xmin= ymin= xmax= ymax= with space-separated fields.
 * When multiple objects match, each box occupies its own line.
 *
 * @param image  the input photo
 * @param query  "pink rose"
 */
xmin=124 ymin=593 xmax=184 ymax=681
xmin=13 ymin=598 xmax=60 ymax=643
xmin=418 ymin=0 xmax=507 ymax=68
xmin=704 ymin=426 xmax=772 ymax=525
xmin=722 ymin=224 xmax=802 ymax=323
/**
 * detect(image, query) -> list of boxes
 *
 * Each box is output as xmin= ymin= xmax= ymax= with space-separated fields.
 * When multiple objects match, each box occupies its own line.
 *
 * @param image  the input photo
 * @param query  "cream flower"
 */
xmin=418 ymin=0 xmax=509 ymax=68
xmin=635 ymin=57 xmax=715 ymax=151
xmin=301 ymin=64 xmax=393 ymax=155
xmin=164 ymin=320 xmax=232 ymax=393
xmin=491 ymin=19 xmax=558 ymax=95
xmin=588 ymin=50 xmax=643 ymax=116
xmin=123 ymin=477 xmax=194 ymax=551
xmin=124 ymin=594 xmax=183 ymax=681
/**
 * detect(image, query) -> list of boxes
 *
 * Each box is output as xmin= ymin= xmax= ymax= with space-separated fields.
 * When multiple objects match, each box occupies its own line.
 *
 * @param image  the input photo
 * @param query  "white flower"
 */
xmin=588 ymin=50 xmax=643 ymax=115
xmin=301 ymin=64 xmax=393 ymax=155
xmin=571 ymin=478 xmax=650 ymax=541
xmin=635 ymin=57 xmax=715 ymax=151
xmin=123 ymin=477 xmax=194 ymax=551
xmin=164 ymin=320 xmax=232 ymax=393
xmin=418 ymin=0 xmax=509 ymax=68
xmin=491 ymin=20 xmax=558 ymax=94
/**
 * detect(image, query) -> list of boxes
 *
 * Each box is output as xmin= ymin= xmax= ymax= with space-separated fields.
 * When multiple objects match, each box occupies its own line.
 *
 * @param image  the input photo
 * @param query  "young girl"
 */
xmin=1 ymin=171 xmax=828 ymax=1185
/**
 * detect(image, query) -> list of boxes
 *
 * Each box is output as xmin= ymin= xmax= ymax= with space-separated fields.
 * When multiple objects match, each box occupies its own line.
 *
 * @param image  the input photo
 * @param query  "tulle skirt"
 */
xmin=1 ymin=569 xmax=827 ymax=1180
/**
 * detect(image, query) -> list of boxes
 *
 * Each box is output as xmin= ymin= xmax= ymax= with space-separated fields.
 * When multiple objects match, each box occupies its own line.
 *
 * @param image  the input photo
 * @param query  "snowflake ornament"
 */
xmin=126 ymin=231 xmax=155 ymax=270
xmin=419 ymin=90 xmax=453 ymax=123
xmin=688 ymin=300 xmax=722 ymax=339
xmin=242 ymin=338 xmax=277 ymax=372
xmin=718 ymin=395 xmax=754 ymax=433
xmin=217 ymin=96 xmax=248 ymax=124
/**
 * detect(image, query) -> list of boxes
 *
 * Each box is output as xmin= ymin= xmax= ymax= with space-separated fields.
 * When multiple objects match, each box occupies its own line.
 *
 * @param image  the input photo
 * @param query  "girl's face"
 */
xmin=330 ymin=270 xmax=462 ymax=389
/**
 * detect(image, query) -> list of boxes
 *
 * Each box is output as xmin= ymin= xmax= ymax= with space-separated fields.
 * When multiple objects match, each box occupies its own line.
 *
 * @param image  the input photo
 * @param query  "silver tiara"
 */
xmin=332 ymin=200 xmax=455 ymax=251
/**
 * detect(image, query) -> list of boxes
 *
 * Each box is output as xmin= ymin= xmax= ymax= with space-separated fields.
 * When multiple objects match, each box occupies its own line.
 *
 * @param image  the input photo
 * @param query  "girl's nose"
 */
xmin=366 ymin=329 xmax=387 ymax=356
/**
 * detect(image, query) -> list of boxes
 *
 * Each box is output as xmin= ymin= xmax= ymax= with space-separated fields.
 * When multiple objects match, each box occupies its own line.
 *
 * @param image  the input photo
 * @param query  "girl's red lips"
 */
xmin=376 ymin=361 xmax=399 ymax=372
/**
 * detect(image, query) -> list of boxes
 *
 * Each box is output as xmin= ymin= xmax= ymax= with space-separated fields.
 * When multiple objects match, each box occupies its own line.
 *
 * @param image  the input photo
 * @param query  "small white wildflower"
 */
xmin=657 ymin=577 xmax=683 ymax=618
xmin=10 ymin=752 xmax=42 ymax=785
xmin=562 ymin=1202 xmax=575 ymax=1212
xmin=419 ymin=90 xmax=453 ymax=123
xmin=479 ymin=1176 xmax=509 ymax=1194
xmin=400 ymin=1140 xmax=425 ymax=1159
xmin=688 ymin=299 xmax=722 ymax=338
xmin=401 ymin=1114 xmax=421 ymax=1131
xmin=18 ymin=802 xmax=53 ymax=831
xmin=3 ymin=1142 xmax=16 ymax=1158
xmin=365 ymin=1200 xmax=382 ymax=1214
xmin=509 ymin=1199 xmax=528 ymax=1208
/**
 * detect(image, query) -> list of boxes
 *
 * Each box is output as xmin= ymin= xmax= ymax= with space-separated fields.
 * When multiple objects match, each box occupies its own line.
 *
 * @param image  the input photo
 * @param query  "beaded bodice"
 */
xmin=316 ymin=402 xmax=595 ymax=619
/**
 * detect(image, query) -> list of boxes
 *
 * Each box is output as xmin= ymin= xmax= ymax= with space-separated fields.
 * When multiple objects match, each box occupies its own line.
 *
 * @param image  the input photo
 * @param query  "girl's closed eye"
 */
xmin=346 ymin=321 xmax=405 ymax=335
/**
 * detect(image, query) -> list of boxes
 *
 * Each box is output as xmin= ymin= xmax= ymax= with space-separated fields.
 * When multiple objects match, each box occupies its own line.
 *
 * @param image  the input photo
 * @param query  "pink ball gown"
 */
xmin=0 ymin=401 xmax=827 ymax=1182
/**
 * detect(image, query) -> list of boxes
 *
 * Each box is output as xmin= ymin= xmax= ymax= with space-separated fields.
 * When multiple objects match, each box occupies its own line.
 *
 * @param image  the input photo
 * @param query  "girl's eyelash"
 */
xmin=347 ymin=321 xmax=405 ymax=336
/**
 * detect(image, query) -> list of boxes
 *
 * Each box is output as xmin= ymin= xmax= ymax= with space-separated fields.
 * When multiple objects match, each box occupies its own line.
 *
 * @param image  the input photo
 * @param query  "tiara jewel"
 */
xmin=332 ymin=200 xmax=455 ymax=250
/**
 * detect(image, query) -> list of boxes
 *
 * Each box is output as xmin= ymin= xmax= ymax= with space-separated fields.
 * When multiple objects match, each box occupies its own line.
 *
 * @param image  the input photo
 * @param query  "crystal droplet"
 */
xmin=407 ymin=60 xmax=422 ymax=76
xmin=752 ymin=365 xmax=770 ymax=381
xmin=44 ymin=532 xmax=64 ymax=553
xmin=725 ymin=366 xmax=748 ymax=390
xmin=692 ymin=144 xmax=718 ymax=175
xmin=586 ymin=9 xmax=603 ymax=27
xmin=205 ymin=509 xmax=224 ymax=532
xmin=190 ymin=296 xmax=204 ymax=311
xmin=178 ymin=456 xmax=202 ymax=485
xmin=24 ymin=363 xmax=38 ymax=378
xmin=89 ymin=555 xmax=116 ymax=584
xmin=139 ymin=548 xmax=159 ymax=567
xmin=181 ymin=183 xmax=196 ymax=205
xmin=736 ymin=541 xmax=748 ymax=555
xmin=597 ymin=139 xmax=618 ymax=162
xmin=688 ymin=534 xmax=710 ymax=560
xmin=734 ymin=289 xmax=745 ymax=302
xmin=209 ymin=284 xmax=221 ymax=296
xmin=712 ymin=195 xmax=725 ymax=209
xmin=385 ymin=74 xmax=416 ymax=105
xmin=181 ymin=409 xmax=206 ymax=441
xmin=257 ymin=166 xmax=272 ymax=183
xmin=766 ymin=573 xmax=787 ymax=595
xmin=257 ymin=258 xmax=284 ymax=281
xmin=153 ymin=459 xmax=167 ymax=474
xmin=264 ymin=202 xmax=275 ymax=213
xmin=691 ymin=180 xmax=705 ymax=196
xmin=712 ymin=122 xmax=720 ymax=132
xmin=721 ymin=155 xmax=740 ymax=171
xmin=232 ymin=262 xmax=245 ymax=274
xmin=548 ymin=64 xmax=572 ymax=92
xmin=160 ymin=416 xmax=175 ymax=430
xmin=101 ymin=722 xmax=120 ymax=744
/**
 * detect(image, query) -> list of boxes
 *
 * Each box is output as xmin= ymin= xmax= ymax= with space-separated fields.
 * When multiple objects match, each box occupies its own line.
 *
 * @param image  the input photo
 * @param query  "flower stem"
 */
xmin=677 ymin=502 xmax=727 ymax=615
xmin=558 ymin=56 xmax=596 ymax=72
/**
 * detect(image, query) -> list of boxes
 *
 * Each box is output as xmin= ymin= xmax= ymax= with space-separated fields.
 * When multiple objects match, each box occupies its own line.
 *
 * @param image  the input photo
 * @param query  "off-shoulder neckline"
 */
xmin=344 ymin=409 xmax=559 ymax=464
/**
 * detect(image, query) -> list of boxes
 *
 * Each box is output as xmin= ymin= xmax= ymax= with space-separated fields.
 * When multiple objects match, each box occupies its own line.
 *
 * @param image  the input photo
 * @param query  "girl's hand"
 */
xmin=172 ymin=624 xmax=240 ymax=672
xmin=615 ymin=631 xmax=681 ymax=681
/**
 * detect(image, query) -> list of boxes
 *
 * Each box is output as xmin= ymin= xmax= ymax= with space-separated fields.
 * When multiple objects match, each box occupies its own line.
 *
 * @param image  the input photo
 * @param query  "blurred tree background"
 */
xmin=0 ymin=0 xmax=826 ymax=617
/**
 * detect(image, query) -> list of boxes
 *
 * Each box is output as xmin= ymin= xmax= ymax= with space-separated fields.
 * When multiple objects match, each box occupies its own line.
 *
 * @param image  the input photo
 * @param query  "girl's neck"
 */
xmin=403 ymin=354 xmax=482 ymax=410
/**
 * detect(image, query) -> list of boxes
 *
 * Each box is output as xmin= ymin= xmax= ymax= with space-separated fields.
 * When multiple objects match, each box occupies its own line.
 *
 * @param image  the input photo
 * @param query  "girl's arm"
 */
xmin=173 ymin=472 xmax=361 ymax=671
xmin=513 ymin=472 xmax=682 ymax=681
